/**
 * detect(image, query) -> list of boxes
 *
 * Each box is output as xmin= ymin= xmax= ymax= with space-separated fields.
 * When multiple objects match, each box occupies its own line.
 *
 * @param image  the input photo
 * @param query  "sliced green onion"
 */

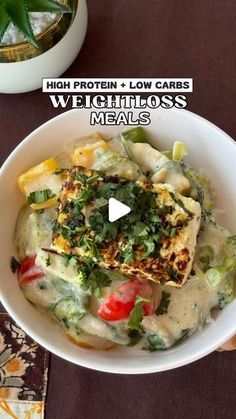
xmin=120 ymin=127 xmax=146 ymax=163
xmin=205 ymin=267 xmax=226 ymax=287
xmin=121 ymin=127 xmax=146 ymax=144
xmin=172 ymin=141 xmax=187 ymax=161
xmin=205 ymin=258 xmax=235 ymax=287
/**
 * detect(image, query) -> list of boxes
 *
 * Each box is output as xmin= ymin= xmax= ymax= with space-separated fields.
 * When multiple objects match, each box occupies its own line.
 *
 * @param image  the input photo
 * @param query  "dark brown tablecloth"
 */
xmin=0 ymin=1 xmax=236 ymax=418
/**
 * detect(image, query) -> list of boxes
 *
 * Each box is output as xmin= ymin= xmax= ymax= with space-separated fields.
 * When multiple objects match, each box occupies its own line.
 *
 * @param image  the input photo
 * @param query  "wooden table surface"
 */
xmin=0 ymin=1 xmax=236 ymax=418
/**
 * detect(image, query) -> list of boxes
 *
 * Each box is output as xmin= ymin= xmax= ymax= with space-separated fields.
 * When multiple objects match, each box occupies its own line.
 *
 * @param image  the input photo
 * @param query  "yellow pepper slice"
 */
xmin=31 ymin=196 xmax=58 ymax=210
xmin=17 ymin=158 xmax=59 ymax=209
xmin=72 ymin=140 xmax=109 ymax=168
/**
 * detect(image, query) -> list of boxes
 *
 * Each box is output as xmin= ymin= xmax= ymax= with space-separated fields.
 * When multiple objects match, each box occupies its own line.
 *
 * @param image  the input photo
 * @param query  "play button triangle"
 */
xmin=108 ymin=198 xmax=131 ymax=222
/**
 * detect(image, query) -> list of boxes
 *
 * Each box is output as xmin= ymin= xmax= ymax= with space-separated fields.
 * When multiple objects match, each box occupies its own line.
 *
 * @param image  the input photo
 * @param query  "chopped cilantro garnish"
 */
xmin=75 ymin=184 xmax=95 ymax=206
xmin=78 ymin=236 xmax=100 ymax=259
xmin=28 ymin=189 xmax=55 ymax=205
xmin=119 ymin=240 xmax=135 ymax=264
xmin=72 ymin=172 xmax=88 ymax=184
xmin=56 ymin=175 xmax=187 ymax=265
xmin=38 ymin=280 xmax=48 ymax=290
xmin=143 ymin=240 xmax=155 ymax=258
xmin=159 ymin=205 xmax=173 ymax=216
xmin=79 ymin=269 xmax=111 ymax=298
xmin=10 ymin=256 xmax=20 ymax=273
xmin=156 ymin=291 xmax=171 ymax=316
xmin=127 ymin=329 xmax=143 ymax=347
xmin=132 ymin=222 xmax=149 ymax=237
xmin=46 ymin=254 xmax=51 ymax=267
xmin=87 ymin=173 xmax=103 ymax=183
xmin=128 ymin=302 xmax=144 ymax=331
xmin=54 ymin=169 xmax=192 ymax=286
xmin=72 ymin=172 xmax=102 ymax=184
xmin=63 ymin=254 xmax=71 ymax=267
xmin=60 ymin=253 xmax=110 ymax=297
xmin=58 ymin=225 xmax=75 ymax=243
xmin=128 ymin=295 xmax=152 ymax=331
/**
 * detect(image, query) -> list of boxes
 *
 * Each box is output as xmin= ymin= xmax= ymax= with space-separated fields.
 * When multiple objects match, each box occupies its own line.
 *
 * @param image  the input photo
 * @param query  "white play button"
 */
xmin=108 ymin=198 xmax=131 ymax=222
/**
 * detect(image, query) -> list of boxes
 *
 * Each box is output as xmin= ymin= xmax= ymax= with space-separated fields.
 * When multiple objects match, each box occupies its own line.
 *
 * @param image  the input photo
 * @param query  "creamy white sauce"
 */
xmin=142 ymin=277 xmax=221 ymax=347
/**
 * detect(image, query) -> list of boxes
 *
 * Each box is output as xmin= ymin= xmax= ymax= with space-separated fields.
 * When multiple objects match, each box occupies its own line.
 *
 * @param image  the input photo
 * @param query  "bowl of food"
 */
xmin=0 ymin=108 xmax=235 ymax=374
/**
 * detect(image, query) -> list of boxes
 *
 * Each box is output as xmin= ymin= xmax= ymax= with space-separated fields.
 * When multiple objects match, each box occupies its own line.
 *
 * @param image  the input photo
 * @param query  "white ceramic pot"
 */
xmin=0 ymin=0 xmax=87 ymax=94
xmin=0 ymin=108 xmax=235 ymax=374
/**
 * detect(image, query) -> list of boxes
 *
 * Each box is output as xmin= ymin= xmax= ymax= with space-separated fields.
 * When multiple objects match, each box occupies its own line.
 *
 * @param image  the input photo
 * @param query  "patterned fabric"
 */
xmin=0 ymin=313 xmax=49 ymax=418
xmin=0 ymin=401 xmax=44 ymax=418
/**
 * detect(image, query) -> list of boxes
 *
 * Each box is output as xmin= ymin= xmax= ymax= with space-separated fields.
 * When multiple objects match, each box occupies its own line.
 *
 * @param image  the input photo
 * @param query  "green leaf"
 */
xmin=74 ymin=184 xmax=96 ymax=206
xmin=27 ymin=188 xmax=55 ymax=204
xmin=0 ymin=0 xmax=71 ymax=47
xmin=128 ymin=302 xmax=144 ymax=331
xmin=143 ymin=239 xmax=155 ymax=258
xmin=79 ymin=268 xmax=112 ymax=298
xmin=128 ymin=295 xmax=151 ymax=331
xmin=120 ymin=241 xmax=135 ymax=264
xmin=0 ymin=5 xmax=10 ymax=39
xmin=127 ymin=329 xmax=143 ymax=347
xmin=79 ymin=236 xmax=100 ymax=260
xmin=10 ymin=256 xmax=21 ymax=273
xmin=27 ymin=0 xmax=71 ymax=13
xmin=46 ymin=254 xmax=51 ymax=267
xmin=132 ymin=221 xmax=149 ymax=237
xmin=72 ymin=172 xmax=88 ymax=184
xmin=5 ymin=0 xmax=39 ymax=47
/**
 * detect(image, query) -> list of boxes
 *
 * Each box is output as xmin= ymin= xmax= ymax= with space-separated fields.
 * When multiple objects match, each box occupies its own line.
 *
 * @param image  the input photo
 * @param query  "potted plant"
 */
xmin=0 ymin=0 xmax=87 ymax=93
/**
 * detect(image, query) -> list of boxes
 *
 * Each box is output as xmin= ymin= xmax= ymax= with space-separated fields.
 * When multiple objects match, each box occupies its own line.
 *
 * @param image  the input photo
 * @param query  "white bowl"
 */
xmin=0 ymin=0 xmax=88 ymax=94
xmin=0 ymin=108 xmax=235 ymax=374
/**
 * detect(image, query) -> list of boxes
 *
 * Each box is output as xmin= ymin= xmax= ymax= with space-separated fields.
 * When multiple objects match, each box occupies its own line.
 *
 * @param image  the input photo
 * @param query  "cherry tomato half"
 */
xmin=98 ymin=278 xmax=157 ymax=321
xmin=18 ymin=255 xmax=45 ymax=286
